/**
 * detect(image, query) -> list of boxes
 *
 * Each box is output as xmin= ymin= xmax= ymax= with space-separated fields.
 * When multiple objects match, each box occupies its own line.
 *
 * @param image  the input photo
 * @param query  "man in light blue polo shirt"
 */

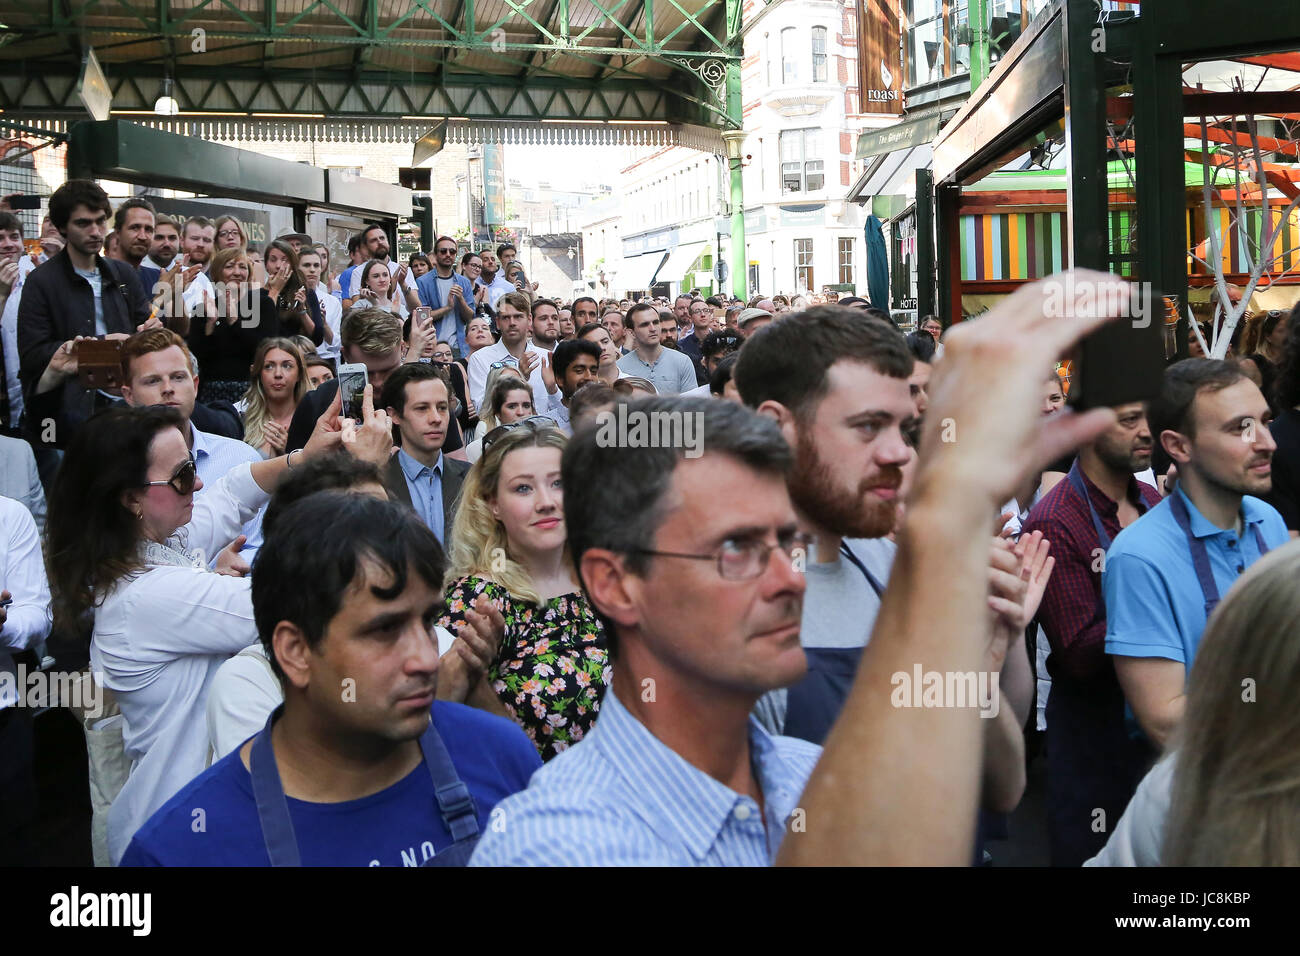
xmin=1104 ymin=359 xmax=1287 ymax=749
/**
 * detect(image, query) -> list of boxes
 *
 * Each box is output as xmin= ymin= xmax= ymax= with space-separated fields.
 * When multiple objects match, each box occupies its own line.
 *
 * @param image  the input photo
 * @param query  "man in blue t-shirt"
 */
xmin=1104 ymin=359 xmax=1288 ymax=750
xmin=121 ymin=492 xmax=540 ymax=866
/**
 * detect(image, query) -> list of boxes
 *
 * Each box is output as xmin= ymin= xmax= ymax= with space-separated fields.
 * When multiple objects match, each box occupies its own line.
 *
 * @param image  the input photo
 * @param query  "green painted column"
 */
xmin=725 ymin=0 xmax=747 ymax=300
xmin=970 ymin=0 xmax=990 ymax=91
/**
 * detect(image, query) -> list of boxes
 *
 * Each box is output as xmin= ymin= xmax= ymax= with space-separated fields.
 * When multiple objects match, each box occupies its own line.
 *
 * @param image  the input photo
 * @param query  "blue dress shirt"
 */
xmin=398 ymin=448 xmax=445 ymax=544
xmin=1104 ymin=486 xmax=1288 ymax=668
xmin=469 ymin=689 xmax=821 ymax=865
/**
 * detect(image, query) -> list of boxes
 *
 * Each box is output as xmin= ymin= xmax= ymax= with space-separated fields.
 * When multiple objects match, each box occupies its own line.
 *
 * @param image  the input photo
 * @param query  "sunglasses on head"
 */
xmin=145 ymin=454 xmax=198 ymax=496
xmin=482 ymin=416 xmax=558 ymax=453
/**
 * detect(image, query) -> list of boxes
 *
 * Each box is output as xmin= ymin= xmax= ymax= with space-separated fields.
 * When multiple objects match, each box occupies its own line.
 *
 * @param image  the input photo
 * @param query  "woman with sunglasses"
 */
xmin=437 ymin=419 xmax=609 ymax=760
xmin=44 ymin=401 xmax=348 ymax=864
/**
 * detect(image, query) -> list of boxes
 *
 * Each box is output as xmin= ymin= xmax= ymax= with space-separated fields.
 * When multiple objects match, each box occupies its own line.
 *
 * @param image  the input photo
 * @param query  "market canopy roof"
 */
xmin=0 ymin=0 xmax=781 ymax=148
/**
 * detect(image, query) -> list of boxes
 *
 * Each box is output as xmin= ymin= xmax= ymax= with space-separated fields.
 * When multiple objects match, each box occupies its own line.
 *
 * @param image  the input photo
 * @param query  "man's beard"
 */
xmin=788 ymin=428 xmax=901 ymax=539
xmin=1095 ymin=437 xmax=1152 ymax=476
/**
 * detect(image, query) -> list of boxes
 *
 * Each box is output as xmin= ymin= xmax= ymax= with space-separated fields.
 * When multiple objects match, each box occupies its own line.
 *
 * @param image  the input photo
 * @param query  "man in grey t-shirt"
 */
xmin=616 ymin=302 xmax=697 ymax=395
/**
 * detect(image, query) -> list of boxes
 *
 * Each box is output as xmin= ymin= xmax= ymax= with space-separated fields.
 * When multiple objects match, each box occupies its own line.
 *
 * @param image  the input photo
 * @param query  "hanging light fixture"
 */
xmin=154 ymin=76 xmax=179 ymax=116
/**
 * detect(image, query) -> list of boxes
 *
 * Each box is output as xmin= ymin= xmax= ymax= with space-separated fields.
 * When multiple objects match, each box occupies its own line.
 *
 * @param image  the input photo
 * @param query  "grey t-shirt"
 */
xmin=75 ymin=266 xmax=106 ymax=335
xmin=753 ymin=536 xmax=897 ymax=735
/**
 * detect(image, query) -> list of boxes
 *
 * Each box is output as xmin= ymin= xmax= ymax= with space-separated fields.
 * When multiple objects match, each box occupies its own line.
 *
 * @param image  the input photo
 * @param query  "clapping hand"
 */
xmin=436 ymin=595 xmax=506 ymax=703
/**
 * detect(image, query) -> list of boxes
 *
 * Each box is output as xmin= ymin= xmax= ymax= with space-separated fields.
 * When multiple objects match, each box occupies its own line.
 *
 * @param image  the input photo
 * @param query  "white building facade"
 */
xmin=608 ymin=0 xmax=893 ymax=301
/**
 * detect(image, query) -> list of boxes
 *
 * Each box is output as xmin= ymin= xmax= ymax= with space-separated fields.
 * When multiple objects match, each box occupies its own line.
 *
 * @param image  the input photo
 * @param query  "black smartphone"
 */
xmin=5 ymin=194 xmax=41 ymax=210
xmin=1067 ymin=284 xmax=1168 ymax=411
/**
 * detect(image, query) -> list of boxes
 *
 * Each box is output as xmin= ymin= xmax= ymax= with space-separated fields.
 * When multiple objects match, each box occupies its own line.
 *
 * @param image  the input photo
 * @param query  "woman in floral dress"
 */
xmin=438 ymin=419 xmax=609 ymax=760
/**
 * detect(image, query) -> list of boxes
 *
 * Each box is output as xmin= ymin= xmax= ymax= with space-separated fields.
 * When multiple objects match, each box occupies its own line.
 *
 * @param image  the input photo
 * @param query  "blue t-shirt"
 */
xmin=336 ymin=264 xmax=360 ymax=301
xmin=120 ymin=702 xmax=541 ymax=866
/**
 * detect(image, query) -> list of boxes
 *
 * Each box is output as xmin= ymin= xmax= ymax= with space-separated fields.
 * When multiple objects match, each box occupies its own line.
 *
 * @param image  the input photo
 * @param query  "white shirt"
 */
xmin=313 ymin=285 xmax=344 ymax=362
xmin=349 ymin=259 xmax=417 ymax=318
xmin=93 ymin=462 xmax=270 ymax=864
xmin=2 ymin=276 xmax=25 ymax=422
xmin=182 ymin=270 xmax=214 ymax=314
xmin=476 ymin=273 xmax=517 ymax=310
xmin=192 ymin=424 xmax=266 ymax=560
xmin=0 ymin=496 xmax=52 ymax=709
xmin=205 ymin=627 xmax=458 ymax=761
xmin=1085 ymin=754 xmax=1174 ymax=867
xmin=466 ymin=338 xmax=550 ymax=410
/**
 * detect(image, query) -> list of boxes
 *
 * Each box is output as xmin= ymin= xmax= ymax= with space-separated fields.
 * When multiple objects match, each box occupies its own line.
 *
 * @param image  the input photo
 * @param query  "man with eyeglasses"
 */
xmin=415 ymin=235 xmax=474 ymax=357
xmin=677 ymin=299 xmax=715 ymax=386
xmin=470 ymin=397 xmax=818 ymax=865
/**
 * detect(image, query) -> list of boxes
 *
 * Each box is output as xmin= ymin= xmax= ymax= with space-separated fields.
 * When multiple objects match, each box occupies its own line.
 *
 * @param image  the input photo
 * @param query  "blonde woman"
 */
xmin=213 ymin=215 xmax=263 ymax=284
xmin=436 ymin=421 xmax=609 ymax=760
xmin=239 ymin=337 xmax=308 ymax=458
xmin=1088 ymin=540 xmax=1300 ymax=866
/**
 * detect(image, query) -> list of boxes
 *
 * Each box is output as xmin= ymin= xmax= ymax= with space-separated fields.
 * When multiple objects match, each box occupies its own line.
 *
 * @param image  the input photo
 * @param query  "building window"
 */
xmin=781 ymin=27 xmax=798 ymax=84
xmin=795 ymin=238 xmax=814 ymax=290
xmin=906 ymin=0 xmax=950 ymax=87
xmin=779 ymin=129 xmax=823 ymax=194
xmin=811 ymin=27 xmax=828 ymax=83
xmin=838 ymin=237 xmax=854 ymax=286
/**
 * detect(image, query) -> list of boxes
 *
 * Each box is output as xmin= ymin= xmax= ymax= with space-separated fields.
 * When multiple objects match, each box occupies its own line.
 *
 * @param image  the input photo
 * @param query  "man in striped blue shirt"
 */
xmin=471 ymin=398 xmax=819 ymax=865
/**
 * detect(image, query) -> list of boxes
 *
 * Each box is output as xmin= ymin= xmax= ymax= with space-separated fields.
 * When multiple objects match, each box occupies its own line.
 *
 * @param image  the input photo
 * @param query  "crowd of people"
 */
xmin=2 ymin=178 xmax=1300 ymax=868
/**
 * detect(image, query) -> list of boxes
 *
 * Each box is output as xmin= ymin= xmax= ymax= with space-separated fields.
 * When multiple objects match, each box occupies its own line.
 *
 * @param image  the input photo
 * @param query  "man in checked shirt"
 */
xmin=1022 ymin=402 xmax=1161 ymax=867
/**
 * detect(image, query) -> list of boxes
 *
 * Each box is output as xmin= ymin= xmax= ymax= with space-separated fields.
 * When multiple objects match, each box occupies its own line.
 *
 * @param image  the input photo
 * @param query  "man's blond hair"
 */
xmin=341 ymin=307 xmax=403 ymax=356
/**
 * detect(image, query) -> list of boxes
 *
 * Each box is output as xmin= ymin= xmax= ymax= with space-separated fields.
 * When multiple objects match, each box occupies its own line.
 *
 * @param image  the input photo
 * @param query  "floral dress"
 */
xmin=438 ymin=576 xmax=610 ymax=761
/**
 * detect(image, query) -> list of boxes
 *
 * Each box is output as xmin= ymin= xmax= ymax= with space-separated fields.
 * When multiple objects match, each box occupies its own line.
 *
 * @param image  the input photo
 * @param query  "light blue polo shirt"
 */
xmin=1103 ymin=486 xmax=1287 ymax=669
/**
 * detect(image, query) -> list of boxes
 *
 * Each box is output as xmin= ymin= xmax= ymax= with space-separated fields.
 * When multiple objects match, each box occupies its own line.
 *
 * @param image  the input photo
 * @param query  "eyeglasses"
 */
xmin=629 ymin=530 xmax=812 ymax=581
xmin=489 ymin=358 xmax=520 ymax=371
xmin=144 ymin=454 xmax=198 ymax=496
xmin=436 ymin=247 xmax=457 ymax=255
xmin=217 ymin=229 xmax=242 ymax=239
xmin=482 ymin=416 xmax=558 ymax=453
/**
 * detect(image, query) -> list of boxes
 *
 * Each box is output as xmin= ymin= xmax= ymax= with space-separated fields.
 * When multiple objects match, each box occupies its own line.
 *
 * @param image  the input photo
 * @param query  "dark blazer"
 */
xmin=384 ymin=449 xmax=471 ymax=545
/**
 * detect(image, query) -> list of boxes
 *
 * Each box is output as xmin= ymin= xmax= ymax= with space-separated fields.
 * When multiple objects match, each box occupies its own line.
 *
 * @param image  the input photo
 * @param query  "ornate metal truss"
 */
xmin=0 ymin=0 xmax=754 ymax=132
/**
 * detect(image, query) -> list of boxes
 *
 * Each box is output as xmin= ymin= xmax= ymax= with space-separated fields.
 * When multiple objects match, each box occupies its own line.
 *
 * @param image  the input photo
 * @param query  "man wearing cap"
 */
xmin=279 ymin=232 xmax=315 ymax=256
xmin=738 ymin=308 xmax=774 ymax=336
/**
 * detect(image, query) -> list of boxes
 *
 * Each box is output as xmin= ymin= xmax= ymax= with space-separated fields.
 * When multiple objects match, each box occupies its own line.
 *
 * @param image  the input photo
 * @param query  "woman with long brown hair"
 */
xmin=238 ymin=336 xmax=309 ymax=458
